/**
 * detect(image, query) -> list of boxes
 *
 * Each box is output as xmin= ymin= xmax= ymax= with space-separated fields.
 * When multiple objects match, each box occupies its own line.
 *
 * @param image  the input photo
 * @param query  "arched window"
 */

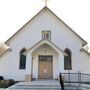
xmin=64 ymin=48 xmax=72 ymax=70
xmin=19 ymin=48 xmax=26 ymax=69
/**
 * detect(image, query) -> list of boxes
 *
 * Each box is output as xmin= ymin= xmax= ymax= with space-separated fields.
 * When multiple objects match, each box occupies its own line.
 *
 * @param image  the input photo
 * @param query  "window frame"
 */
xmin=42 ymin=30 xmax=51 ymax=40
xmin=19 ymin=48 xmax=26 ymax=69
xmin=64 ymin=48 xmax=72 ymax=70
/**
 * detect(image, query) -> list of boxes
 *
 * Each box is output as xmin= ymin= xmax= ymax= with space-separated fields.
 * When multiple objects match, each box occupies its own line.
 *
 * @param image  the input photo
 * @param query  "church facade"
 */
xmin=0 ymin=7 xmax=90 ymax=81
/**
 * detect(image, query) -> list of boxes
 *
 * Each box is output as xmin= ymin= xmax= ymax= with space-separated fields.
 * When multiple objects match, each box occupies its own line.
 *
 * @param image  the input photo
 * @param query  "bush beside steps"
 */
xmin=0 ymin=76 xmax=15 ymax=88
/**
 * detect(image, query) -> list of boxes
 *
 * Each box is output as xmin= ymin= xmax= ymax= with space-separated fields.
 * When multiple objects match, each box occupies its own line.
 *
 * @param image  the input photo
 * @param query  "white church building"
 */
xmin=0 ymin=6 xmax=90 ymax=81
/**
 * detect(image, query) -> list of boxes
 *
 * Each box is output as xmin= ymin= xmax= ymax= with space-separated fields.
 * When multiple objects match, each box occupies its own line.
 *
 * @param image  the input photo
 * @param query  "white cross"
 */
xmin=43 ymin=0 xmax=48 ymax=6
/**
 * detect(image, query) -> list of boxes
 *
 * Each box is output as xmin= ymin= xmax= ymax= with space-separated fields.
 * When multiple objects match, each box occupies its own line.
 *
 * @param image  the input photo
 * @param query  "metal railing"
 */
xmin=59 ymin=73 xmax=64 ymax=90
xmin=61 ymin=72 xmax=90 ymax=85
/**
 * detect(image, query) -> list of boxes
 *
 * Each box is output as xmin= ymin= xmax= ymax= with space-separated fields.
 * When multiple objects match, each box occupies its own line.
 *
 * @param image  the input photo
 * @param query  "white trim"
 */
xmin=24 ymin=39 xmax=67 ymax=56
xmin=5 ymin=7 xmax=87 ymax=46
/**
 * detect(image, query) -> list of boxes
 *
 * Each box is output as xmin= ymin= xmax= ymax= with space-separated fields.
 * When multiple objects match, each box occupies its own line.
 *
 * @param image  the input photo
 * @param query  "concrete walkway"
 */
xmin=6 ymin=80 xmax=61 ymax=90
xmin=16 ymin=79 xmax=60 ymax=86
xmin=4 ymin=80 xmax=89 ymax=90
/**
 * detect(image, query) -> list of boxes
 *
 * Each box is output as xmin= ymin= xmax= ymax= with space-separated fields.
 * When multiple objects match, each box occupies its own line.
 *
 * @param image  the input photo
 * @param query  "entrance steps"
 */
xmin=6 ymin=80 xmax=61 ymax=90
xmin=5 ymin=80 xmax=81 ymax=90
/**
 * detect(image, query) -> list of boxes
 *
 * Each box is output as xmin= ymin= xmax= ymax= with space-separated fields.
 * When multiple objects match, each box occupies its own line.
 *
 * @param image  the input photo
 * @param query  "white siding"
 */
xmin=0 ymin=8 xmax=89 ymax=81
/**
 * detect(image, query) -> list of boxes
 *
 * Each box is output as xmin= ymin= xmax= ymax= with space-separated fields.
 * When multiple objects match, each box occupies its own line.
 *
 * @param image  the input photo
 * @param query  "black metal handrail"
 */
xmin=61 ymin=72 xmax=90 ymax=85
xmin=59 ymin=73 xmax=64 ymax=90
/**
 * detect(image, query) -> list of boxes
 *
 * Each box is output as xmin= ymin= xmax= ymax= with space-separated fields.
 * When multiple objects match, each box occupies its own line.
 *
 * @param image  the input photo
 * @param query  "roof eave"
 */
xmin=5 ymin=7 xmax=47 ymax=44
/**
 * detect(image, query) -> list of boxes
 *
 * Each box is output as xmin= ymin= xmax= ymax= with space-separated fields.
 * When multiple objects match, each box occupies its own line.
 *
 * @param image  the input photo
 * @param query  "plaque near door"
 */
xmin=44 ymin=69 xmax=47 ymax=74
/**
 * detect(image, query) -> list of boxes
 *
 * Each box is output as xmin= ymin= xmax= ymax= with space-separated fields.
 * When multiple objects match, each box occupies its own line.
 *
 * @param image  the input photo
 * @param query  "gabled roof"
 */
xmin=23 ymin=39 xmax=67 ymax=56
xmin=5 ymin=6 xmax=87 ymax=46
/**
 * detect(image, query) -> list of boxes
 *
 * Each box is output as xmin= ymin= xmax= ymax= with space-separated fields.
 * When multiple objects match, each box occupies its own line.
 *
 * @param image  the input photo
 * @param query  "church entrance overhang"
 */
xmin=24 ymin=39 xmax=66 ymax=81
xmin=24 ymin=39 xmax=67 ymax=56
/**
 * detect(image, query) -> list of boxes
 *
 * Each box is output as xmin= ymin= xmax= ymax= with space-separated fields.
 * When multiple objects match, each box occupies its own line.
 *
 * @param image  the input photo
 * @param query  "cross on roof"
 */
xmin=43 ymin=0 xmax=48 ymax=6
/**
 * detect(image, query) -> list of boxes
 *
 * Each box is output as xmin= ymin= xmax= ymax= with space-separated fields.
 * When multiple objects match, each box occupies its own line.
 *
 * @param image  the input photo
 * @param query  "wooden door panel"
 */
xmin=39 ymin=56 xmax=53 ymax=79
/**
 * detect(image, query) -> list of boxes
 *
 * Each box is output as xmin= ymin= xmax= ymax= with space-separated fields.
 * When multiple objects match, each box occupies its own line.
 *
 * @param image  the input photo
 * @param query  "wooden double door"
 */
xmin=38 ymin=56 xmax=53 ymax=79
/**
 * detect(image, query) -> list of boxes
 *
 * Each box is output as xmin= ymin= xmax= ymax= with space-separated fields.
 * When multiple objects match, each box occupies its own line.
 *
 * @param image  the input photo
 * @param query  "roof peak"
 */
xmin=5 ymin=6 xmax=87 ymax=46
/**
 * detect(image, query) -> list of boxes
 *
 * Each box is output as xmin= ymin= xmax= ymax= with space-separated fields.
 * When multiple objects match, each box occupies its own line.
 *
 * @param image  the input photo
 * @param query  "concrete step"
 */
xmin=5 ymin=80 xmax=61 ymax=90
xmin=64 ymin=85 xmax=81 ymax=90
xmin=6 ymin=85 xmax=81 ymax=90
xmin=7 ymin=85 xmax=61 ymax=90
xmin=5 ymin=80 xmax=82 ymax=90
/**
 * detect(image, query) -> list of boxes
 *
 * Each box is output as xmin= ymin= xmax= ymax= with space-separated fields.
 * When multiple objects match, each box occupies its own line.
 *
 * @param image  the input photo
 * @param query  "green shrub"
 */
xmin=8 ymin=79 xmax=15 ymax=86
xmin=0 ymin=79 xmax=15 ymax=88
